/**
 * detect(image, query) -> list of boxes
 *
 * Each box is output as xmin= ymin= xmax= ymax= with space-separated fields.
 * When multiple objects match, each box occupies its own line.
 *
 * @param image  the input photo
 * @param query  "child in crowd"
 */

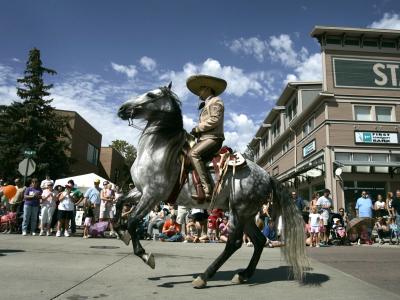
xmin=308 ymin=206 xmax=321 ymax=247
xmin=83 ymin=200 xmax=95 ymax=239
xmin=184 ymin=214 xmax=199 ymax=243
xmin=389 ymin=217 xmax=399 ymax=244
xmin=218 ymin=216 xmax=229 ymax=243
xmin=374 ymin=217 xmax=390 ymax=245
xmin=207 ymin=214 xmax=218 ymax=243
xmin=358 ymin=224 xmax=373 ymax=245
xmin=263 ymin=219 xmax=282 ymax=247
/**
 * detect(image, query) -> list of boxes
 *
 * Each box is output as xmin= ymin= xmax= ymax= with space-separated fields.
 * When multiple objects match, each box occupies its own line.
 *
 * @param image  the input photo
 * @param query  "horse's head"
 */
xmin=118 ymin=83 xmax=182 ymax=128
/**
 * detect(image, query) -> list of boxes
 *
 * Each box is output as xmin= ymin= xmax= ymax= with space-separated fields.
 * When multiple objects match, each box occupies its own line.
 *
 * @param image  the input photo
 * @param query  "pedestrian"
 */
xmin=40 ymin=174 xmax=54 ymax=189
xmin=374 ymin=194 xmax=386 ymax=218
xmin=291 ymin=191 xmax=304 ymax=211
xmin=316 ymin=189 xmax=333 ymax=245
xmin=355 ymin=190 xmax=373 ymax=218
xmin=56 ymin=183 xmax=75 ymax=237
xmin=100 ymin=181 xmax=117 ymax=237
xmin=391 ymin=190 xmax=400 ymax=230
xmin=83 ymin=179 xmax=101 ymax=222
xmin=22 ymin=178 xmax=42 ymax=236
xmin=308 ymin=206 xmax=322 ymax=247
xmin=40 ymin=182 xmax=56 ymax=236
xmin=386 ymin=192 xmax=394 ymax=218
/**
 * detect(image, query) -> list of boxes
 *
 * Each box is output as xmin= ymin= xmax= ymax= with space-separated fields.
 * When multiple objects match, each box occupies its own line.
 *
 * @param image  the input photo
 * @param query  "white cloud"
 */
xmin=11 ymin=58 xmax=21 ymax=63
xmin=111 ymin=62 xmax=137 ymax=78
xmin=227 ymin=37 xmax=268 ymax=62
xmin=160 ymin=58 xmax=272 ymax=100
xmin=139 ymin=56 xmax=157 ymax=71
xmin=0 ymin=64 xmax=18 ymax=104
xmin=51 ymin=73 xmax=141 ymax=147
xmin=182 ymin=114 xmax=196 ymax=131
xmin=225 ymin=113 xmax=259 ymax=152
xmin=369 ymin=12 xmax=400 ymax=30
xmin=285 ymin=53 xmax=322 ymax=83
xmin=268 ymin=34 xmax=308 ymax=68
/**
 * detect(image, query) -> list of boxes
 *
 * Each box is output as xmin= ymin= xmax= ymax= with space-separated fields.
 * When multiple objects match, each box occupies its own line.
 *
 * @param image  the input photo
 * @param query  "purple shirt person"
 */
xmin=22 ymin=178 xmax=42 ymax=236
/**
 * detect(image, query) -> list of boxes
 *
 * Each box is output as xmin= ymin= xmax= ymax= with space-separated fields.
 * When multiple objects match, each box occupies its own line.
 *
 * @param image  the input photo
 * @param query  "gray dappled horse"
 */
xmin=116 ymin=84 xmax=308 ymax=288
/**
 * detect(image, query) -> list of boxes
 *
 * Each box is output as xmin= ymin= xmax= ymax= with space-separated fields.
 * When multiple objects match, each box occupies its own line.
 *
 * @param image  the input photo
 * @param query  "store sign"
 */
xmin=303 ymin=140 xmax=316 ymax=157
xmin=333 ymin=57 xmax=400 ymax=90
xmin=355 ymin=131 xmax=398 ymax=144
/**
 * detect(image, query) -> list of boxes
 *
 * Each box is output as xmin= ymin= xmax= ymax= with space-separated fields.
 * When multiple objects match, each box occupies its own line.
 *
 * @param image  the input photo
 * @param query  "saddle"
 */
xmin=166 ymin=134 xmax=246 ymax=207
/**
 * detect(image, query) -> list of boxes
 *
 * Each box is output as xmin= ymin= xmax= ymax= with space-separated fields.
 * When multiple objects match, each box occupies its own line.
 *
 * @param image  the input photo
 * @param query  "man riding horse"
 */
xmin=187 ymin=74 xmax=227 ymax=203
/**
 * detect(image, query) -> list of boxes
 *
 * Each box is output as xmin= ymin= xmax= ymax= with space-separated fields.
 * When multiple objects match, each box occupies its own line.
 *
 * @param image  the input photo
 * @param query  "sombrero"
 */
xmin=186 ymin=74 xmax=227 ymax=96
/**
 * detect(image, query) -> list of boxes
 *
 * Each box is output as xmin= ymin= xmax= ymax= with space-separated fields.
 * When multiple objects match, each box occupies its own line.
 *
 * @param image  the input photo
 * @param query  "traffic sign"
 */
xmin=18 ymin=158 xmax=36 ymax=176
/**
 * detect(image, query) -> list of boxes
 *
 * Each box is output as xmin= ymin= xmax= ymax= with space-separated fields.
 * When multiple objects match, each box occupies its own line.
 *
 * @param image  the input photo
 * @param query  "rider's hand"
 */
xmin=190 ymin=127 xmax=200 ymax=137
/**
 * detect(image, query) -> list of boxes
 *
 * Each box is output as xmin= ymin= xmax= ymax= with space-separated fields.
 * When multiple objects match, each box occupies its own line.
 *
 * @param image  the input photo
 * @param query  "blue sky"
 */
xmin=1 ymin=0 xmax=400 ymax=151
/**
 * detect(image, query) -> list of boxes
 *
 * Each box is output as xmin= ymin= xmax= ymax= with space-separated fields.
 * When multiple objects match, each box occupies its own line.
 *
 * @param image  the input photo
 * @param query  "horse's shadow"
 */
xmin=148 ymin=266 xmax=329 ymax=289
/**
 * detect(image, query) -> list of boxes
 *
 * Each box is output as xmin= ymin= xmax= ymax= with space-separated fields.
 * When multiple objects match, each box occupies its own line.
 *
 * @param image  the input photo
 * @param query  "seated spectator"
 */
xmin=159 ymin=214 xmax=182 ymax=242
xmin=348 ymin=227 xmax=359 ymax=244
xmin=218 ymin=216 xmax=229 ymax=243
xmin=338 ymin=208 xmax=349 ymax=228
xmin=263 ymin=219 xmax=282 ymax=247
xmin=358 ymin=224 xmax=373 ymax=245
xmin=184 ymin=214 xmax=199 ymax=243
xmin=389 ymin=217 xmax=399 ymax=244
xmin=374 ymin=217 xmax=390 ymax=245
xmin=146 ymin=205 xmax=165 ymax=240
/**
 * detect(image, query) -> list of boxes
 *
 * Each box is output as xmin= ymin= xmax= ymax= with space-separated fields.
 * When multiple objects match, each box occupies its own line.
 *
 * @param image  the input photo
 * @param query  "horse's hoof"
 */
xmin=121 ymin=232 xmax=131 ymax=246
xmin=231 ymin=274 xmax=245 ymax=284
xmin=192 ymin=276 xmax=207 ymax=289
xmin=142 ymin=253 xmax=155 ymax=269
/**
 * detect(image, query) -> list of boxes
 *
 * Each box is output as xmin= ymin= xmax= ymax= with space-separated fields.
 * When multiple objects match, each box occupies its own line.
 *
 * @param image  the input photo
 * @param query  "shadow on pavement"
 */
xmin=0 ymin=249 xmax=25 ymax=256
xmin=148 ymin=266 xmax=329 ymax=288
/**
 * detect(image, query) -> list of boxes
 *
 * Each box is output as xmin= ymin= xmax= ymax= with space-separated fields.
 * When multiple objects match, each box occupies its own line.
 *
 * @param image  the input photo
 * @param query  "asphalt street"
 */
xmin=0 ymin=234 xmax=399 ymax=300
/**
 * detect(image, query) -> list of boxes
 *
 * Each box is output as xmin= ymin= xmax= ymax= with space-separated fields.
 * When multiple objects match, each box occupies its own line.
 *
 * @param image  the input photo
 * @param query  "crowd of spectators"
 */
xmin=1 ymin=176 xmax=400 ymax=248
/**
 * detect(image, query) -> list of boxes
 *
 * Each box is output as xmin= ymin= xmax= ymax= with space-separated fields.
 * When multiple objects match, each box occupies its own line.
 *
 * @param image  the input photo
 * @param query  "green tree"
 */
xmin=0 ymin=48 xmax=71 ymax=180
xmin=109 ymin=139 xmax=137 ymax=187
xmin=109 ymin=139 xmax=137 ymax=167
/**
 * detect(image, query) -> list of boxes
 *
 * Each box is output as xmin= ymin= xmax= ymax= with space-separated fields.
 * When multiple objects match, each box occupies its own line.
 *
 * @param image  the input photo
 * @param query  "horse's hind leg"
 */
xmin=192 ymin=222 xmax=244 ymax=289
xmin=232 ymin=221 xmax=266 ymax=284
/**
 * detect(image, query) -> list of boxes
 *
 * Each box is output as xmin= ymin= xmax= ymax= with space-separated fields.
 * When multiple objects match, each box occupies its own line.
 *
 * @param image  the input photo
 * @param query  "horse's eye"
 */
xmin=147 ymin=92 xmax=157 ymax=99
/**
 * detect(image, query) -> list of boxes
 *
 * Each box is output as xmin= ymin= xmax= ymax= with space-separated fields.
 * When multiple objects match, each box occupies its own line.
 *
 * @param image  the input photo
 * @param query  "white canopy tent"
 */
xmin=54 ymin=173 xmax=114 ymax=194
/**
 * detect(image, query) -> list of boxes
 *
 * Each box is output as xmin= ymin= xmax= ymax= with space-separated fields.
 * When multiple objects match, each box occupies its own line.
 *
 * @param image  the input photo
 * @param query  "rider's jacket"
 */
xmin=197 ymin=96 xmax=224 ymax=141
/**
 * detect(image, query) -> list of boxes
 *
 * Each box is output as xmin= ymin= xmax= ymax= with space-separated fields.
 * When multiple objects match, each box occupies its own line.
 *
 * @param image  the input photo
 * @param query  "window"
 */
xmin=87 ymin=143 xmax=99 ymax=165
xmin=390 ymin=154 xmax=400 ymax=162
xmin=382 ymin=40 xmax=396 ymax=48
xmin=363 ymin=39 xmax=379 ymax=47
xmin=286 ymin=98 xmax=297 ymax=122
xmin=354 ymin=105 xmax=394 ymax=122
xmin=261 ymin=133 xmax=269 ymax=150
xmin=344 ymin=38 xmax=359 ymax=46
xmin=326 ymin=36 xmax=341 ymax=45
xmin=371 ymin=154 xmax=388 ymax=162
xmin=302 ymin=116 xmax=315 ymax=136
xmin=272 ymin=118 xmax=281 ymax=139
xmin=353 ymin=153 xmax=369 ymax=161
xmin=375 ymin=106 xmax=392 ymax=122
xmin=354 ymin=106 xmax=371 ymax=121
xmin=335 ymin=152 xmax=351 ymax=161
xmin=282 ymin=139 xmax=289 ymax=154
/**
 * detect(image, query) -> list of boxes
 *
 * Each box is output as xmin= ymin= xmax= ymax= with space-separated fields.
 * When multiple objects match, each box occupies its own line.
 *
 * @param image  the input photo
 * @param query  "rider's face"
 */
xmin=199 ymin=87 xmax=210 ymax=100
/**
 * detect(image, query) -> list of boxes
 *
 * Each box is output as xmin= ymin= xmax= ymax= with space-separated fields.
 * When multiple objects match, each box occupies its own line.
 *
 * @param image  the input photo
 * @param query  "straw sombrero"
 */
xmin=186 ymin=74 xmax=227 ymax=96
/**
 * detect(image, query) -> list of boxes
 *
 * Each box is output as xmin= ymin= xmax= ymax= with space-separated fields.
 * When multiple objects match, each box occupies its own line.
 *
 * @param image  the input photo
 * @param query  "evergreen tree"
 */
xmin=0 ymin=48 xmax=71 ymax=180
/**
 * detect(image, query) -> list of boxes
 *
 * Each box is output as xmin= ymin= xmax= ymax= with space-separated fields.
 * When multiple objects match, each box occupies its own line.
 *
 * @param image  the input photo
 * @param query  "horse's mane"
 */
xmin=139 ymin=87 xmax=186 ymax=178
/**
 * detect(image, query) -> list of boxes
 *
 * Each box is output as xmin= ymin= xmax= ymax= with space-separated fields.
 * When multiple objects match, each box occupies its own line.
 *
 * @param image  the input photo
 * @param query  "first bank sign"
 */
xmin=333 ymin=57 xmax=400 ymax=90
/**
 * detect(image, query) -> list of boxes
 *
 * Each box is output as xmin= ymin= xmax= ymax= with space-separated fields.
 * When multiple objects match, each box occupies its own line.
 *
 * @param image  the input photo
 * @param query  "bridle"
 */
xmin=126 ymin=86 xmax=180 ymax=132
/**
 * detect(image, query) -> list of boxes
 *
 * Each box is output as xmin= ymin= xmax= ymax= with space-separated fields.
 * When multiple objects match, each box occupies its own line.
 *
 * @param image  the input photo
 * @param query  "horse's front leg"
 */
xmin=127 ymin=194 xmax=158 ymax=269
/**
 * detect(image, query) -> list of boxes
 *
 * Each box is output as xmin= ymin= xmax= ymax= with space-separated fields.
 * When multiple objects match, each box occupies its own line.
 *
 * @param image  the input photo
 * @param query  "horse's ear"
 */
xmin=167 ymin=82 xmax=172 ymax=90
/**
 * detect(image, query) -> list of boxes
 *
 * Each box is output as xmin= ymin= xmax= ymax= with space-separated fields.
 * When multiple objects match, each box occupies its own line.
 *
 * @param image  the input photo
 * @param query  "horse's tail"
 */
xmin=270 ymin=177 xmax=309 ymax=281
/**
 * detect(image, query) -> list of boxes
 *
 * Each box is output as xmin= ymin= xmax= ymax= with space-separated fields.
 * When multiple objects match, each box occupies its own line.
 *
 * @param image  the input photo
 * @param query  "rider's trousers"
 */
xmin=189 ymin=138 xmax=222 ymax=195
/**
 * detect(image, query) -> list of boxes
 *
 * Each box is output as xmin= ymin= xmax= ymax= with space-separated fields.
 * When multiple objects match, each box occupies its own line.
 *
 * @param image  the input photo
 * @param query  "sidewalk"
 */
xmin=0 ymin=235 xmax=399 ymax=300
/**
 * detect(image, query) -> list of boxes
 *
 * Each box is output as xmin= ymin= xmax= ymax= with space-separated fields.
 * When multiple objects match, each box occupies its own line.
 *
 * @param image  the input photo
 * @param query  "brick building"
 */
xmin=99 ymin=147 xmax=126 ymax=185
xmin=249 ymin=26 xmax=400 ymax=217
